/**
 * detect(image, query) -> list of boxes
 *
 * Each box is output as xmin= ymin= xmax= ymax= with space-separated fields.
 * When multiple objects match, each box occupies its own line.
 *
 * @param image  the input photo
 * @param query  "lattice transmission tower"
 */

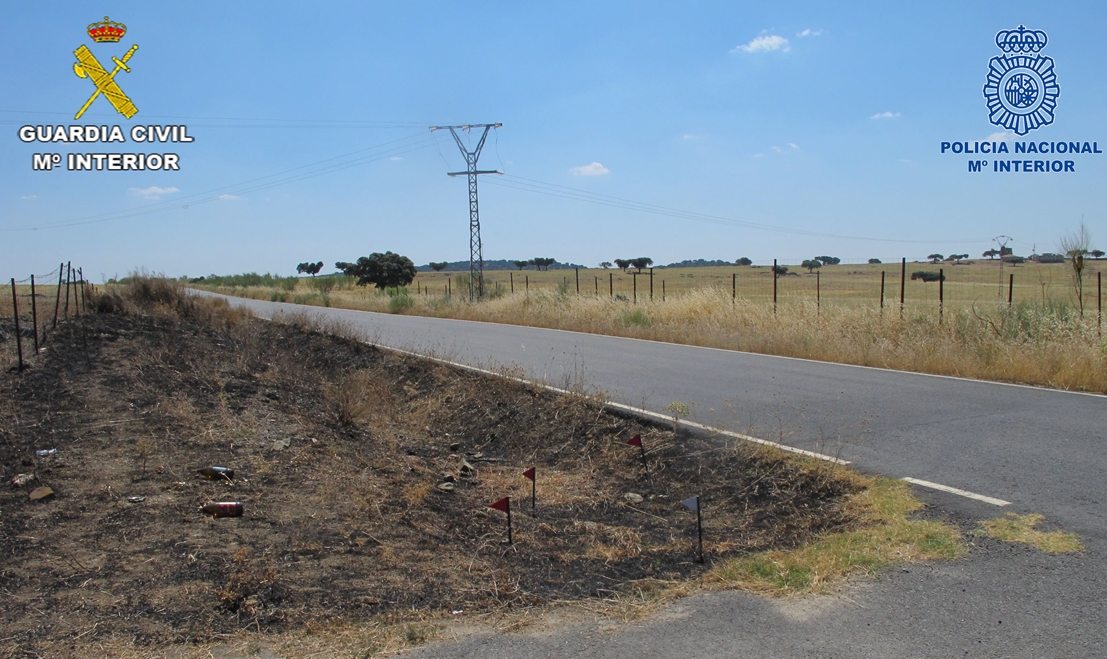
xmin=430 ymin=123 xmax=502 ymax=300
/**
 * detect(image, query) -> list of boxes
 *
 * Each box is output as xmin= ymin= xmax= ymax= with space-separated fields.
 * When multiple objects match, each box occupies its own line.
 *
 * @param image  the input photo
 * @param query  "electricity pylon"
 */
xmin=430 ymin=123 xmax=502 ymax=300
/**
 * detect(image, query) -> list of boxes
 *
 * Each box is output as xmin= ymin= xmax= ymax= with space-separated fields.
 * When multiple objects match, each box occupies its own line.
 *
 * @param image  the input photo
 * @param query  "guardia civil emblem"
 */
xmin=983 ymin=26 xmax=1059 ymax=135
xmin=72 ymin=17 xmax=139 ymax=120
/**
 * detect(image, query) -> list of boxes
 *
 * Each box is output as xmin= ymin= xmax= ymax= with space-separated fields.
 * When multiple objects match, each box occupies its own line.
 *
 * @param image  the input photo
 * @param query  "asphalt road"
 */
xmin=199 ymin=292 xmax=1107 ymax=657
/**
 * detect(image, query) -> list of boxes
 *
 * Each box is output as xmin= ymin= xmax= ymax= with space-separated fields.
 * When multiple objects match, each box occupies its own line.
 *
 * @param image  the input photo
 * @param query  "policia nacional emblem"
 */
xmin=983 ymin=26 xmax=1059 ymax=136
xmin=73 ymin=17 xmax=139 ymax=120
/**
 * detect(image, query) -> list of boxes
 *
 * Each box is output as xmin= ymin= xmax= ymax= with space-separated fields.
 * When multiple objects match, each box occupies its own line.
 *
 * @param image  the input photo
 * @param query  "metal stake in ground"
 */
xmin=488 ymin=496 xmax=512 ymax=544
xmin=681 ymin=495 xmax=704 ymax=563
xmin=627 ymin=434 xmax=651 ymax=488
xmin=523 ymin=467 xmax=536 ymax=513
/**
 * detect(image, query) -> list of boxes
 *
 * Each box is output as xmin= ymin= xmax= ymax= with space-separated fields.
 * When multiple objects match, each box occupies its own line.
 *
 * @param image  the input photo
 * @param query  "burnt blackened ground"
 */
xmin=0 ymin=303 xmax=858 ymax=652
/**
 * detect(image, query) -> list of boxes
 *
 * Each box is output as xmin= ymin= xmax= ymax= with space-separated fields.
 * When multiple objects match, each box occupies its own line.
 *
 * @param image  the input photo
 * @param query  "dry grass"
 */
xmin=704 ymin=476 xmax=964 ymax=596
xmin=200 ymin=281 xmax=1107 ymax=393
xmin=975 ymin=513 xmax=1083 ymax=554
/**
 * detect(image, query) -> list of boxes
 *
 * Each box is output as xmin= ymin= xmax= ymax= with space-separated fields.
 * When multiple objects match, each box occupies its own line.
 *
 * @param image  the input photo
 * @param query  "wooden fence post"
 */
xmin=576 ymin=267 xmax=580 ymax=294
xmin=649 ymin=268 xmax=653 ymax=300
xmin=773 ymin=259 xmax=778 ymax=314
xmin=633 ymin=272 xmax=637 ymax=304
xmin=609 ymin=272 xmax=613 ymax=297
xmin=510 ymin=272 xmax=514 ymax=294
xmin=732 ymin=272 xmax=736 ymax=306
xmin=899 ymin=257 xmax=906 ymax=319
xmin=939 ymin=268 xmax=944 ymax=324
xmin=816 ymin=269 xmax=821 ymax=314
xmin=1008 ymin=273 xmax=1014 ymax=307
xmin=880 ymin=271 xmax=886 ymax=315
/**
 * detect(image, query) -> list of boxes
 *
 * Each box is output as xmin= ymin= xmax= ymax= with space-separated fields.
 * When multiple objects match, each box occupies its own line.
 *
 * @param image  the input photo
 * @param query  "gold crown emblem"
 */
xmin=87 ymin=16 xmax=126 ymax=43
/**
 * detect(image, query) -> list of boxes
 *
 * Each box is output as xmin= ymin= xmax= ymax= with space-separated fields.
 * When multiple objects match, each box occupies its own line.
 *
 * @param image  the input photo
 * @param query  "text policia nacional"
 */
xmin=942 ymin=139 xmax=1102 ymax=173
xmin=20 ymin=124 xmax=193 ymax=172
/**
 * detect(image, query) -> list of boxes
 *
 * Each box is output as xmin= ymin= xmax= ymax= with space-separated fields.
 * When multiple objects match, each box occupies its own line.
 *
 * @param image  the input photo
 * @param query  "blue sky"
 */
xmin=3 ymin=1 xmax=1104 ymax=279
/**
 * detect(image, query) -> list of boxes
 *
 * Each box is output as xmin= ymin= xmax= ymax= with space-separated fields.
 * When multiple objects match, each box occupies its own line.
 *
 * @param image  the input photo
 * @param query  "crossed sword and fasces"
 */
xmin=73 ymin=43 xmax=139 ymax=120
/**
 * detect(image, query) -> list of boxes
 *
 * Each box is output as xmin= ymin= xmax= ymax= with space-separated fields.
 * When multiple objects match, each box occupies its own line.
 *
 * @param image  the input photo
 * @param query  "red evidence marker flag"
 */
xmin=626 ymin=434 xmax=652 ymax=488
xmin=489 ymin=496 xmax=513 ymax=544
xmin=522 ymin=467 xmax=536 ymax=481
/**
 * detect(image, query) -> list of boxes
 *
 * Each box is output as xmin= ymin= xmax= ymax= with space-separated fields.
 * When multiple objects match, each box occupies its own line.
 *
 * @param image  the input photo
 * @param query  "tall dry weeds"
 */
xmin=204 ymin=284 xmax=1107 ymax=393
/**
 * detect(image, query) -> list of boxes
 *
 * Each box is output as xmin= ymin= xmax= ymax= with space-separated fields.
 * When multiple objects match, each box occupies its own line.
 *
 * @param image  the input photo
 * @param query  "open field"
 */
xmin=190 ymin=260 xmax=1107 ymax=394
xmin=0 ymin=278 xmax=967 ymax=657
xmin=397 ymin=260 xmax=1107 ymax=309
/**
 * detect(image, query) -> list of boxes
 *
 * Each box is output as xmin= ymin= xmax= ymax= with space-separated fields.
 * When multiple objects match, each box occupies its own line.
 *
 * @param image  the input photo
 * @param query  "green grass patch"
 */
xmin=976 ymin=513 xmax=1083 ymax=554
xmin=705 ymin=476 xmax=963 ymax=596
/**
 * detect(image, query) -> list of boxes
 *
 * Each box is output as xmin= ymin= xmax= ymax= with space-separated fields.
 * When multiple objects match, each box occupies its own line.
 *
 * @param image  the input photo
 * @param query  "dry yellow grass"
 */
xmin=205 ymin=281 xmax=1107 ymax=394
xmin=704 ymin=475 xmax=963 ymax=595
xmin=976 ymin=513 xmax=1083 ymax=554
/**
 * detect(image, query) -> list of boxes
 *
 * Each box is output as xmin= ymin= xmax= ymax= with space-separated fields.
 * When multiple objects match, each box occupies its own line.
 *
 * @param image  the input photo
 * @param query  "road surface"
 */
xmin=199 ymin=291 xmax=1107 ymax=657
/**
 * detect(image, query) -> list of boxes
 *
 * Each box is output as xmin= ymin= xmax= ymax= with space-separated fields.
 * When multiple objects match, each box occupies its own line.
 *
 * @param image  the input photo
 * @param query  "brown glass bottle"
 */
xmin=196 ymin=466 xmax=234 ymax=480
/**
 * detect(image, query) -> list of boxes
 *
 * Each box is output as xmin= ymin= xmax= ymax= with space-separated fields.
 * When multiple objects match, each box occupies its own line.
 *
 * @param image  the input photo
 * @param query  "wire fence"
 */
xmin=408 ymin=258 xmax=1105 ymax=321
xmin=2 ymin=261 xmax=94 ymax=373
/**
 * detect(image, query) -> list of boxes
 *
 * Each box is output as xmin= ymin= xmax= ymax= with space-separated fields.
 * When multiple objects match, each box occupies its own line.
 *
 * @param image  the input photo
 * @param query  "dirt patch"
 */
xmin=0 ymin=294 xmax=859 ymax=655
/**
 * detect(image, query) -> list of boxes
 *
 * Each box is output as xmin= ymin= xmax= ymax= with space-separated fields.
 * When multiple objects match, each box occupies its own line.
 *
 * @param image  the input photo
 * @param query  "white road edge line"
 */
xmin=379 ymin=345 xmax=851 ymax=466
xmin=901 ymin=477 xmax=1010 ymax=507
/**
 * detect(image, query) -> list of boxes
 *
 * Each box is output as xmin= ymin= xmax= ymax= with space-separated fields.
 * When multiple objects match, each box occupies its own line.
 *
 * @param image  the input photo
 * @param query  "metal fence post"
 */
xmin=30 ymin=275 xmax=39 ymax=354
xmin=1008 ymin=273 xmax=1014 ymax=307
xmin=649 ymin=268 xmax=653 ymax=300
xmin=732 ymin=272 xmax=736 ymax=306
xmin=609 ymin=272 xmax=613 ymax=297
xmin=510 ymin=272 xmax=514 ymax=294
xmin=576 ymin=267 xmax=579 ymax=294
xmin=662 ymin=280 xmax=665 ymax=301
xmin=633 ymin=272 xmax=637 ymax=304
xmin=1098 ymin=271 xmax=1102 ymax=336
xmin=64 ymin=262 xmax=72 ymax=320
xmin=53 ymin=262 xmax=63 ymax=329
xmin=10 ymin=278 xmax=23 ymax=372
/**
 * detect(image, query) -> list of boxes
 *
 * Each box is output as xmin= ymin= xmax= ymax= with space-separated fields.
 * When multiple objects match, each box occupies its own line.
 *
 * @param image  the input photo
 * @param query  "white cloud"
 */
xmin=570 ymin=162 xmax=610 ymax=176
xmin=796 ymin=28 xmax=823 ymax=37
xmin=986 ymin=131 xmax=1015 ymax=141
xmin=788 ymin=143 xmax=800 ymax=150
xmin=752 ymin=153 xmax=765 ymax=158
xmin=682 ymin=133 xmax=701 ymax=140
xmin=389 ymin=156 xmax=403 ymax=161
xmin=732 ymin=35 xmax=790 ymax=54
xmin=772 ymin=145 xmax=784 ymax=153
xmin=20 ymin=194 xmax=37 ymax=200
xmin=870 ymin=111 xmax=902 ymax=119
xmin=130 ymin=185 xmax=179 ymax=199
xmin=218 ymin=193 xmax=242 ymax=201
